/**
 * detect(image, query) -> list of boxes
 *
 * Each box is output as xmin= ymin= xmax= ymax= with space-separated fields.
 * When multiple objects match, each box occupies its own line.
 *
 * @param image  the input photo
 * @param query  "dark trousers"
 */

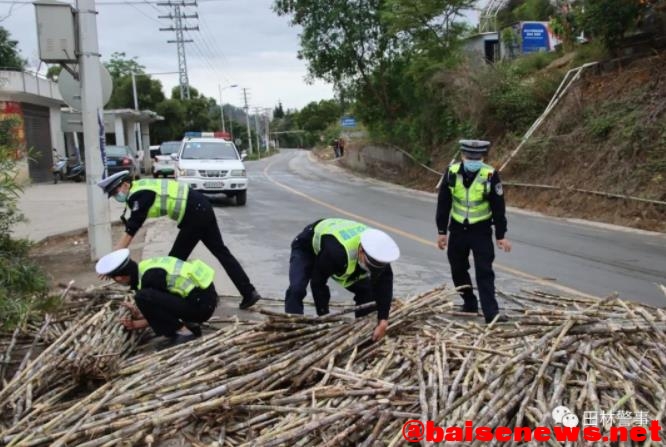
xmin=447 ymin=229 xmax=499 ymax=322
xmin=135 ymin=285 xmax=218 ymax=336
xmin=285 ymin=224 xmax=375 ymax=317
xmin=169 ymin=198 xmax=255 ymax=300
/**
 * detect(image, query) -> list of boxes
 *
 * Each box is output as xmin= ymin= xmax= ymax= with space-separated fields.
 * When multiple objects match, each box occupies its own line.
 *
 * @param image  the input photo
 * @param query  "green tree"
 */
xmin=107 ymin=75 xmax=165 ymax=110
xmin=297 ymin=99 xmax=342 ymax=133
xmin=46 ymin=65 xmax=62 ymax=81
xmin=104 ymin=52 xmax=145 ymax=80
xmin=151 ymin=99 xmax=186 ymax=142
xmin=274 ymin=101 xmax=285 ymax=119
xmin=0 ymin=26 xmax=26 ymax=69
xmin=579 ymin=0 xmax=646 ymax=52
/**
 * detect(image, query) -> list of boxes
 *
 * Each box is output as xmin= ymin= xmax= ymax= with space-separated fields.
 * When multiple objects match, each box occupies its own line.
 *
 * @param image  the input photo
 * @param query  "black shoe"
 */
xmin=183 ymin=322 xmax=202 ymax=337
xmin=156 ymin=333 xmax=197 ymax=351
xmin=460 ymin=305 xmax=479 ymax=314
xmin=239 ymin=290 xmax=261 ymax=310
xmin=486 ymin=314 xmax=509 ymax=324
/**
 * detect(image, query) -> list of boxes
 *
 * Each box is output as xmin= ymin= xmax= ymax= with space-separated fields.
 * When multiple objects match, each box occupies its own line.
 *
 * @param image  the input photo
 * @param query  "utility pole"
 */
xmin=264 ymin=108 xmax=271 ymax=153
xmin=242 ymin=88 xmax=253 ymax=155
xmin=158 ymin=1 xmax=198 ymax=100
xmin=131 ymin=72 xmax=142 ymax=157
xmin=253 ymin=107 xmax=261 ymax=158
xmin=218 ymin=84 xmax=225 ymax=132
xmin=78 ymin=0 xmax=112 ymax=259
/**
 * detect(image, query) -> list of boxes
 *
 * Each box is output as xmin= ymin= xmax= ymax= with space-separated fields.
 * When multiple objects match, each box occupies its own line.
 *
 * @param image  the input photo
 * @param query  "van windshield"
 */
xmin=159 ymin=142 xmax=181 ymax=154
xmin=181 ymin=142 xmax=238 ymax=160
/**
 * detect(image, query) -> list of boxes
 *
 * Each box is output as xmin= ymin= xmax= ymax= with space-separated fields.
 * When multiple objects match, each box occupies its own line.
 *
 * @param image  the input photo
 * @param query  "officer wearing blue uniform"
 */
xmin=436 ymin=140 xmax=511 ymax=324
xmin=97 ymin=171 xmax=261 ymax=310
xmin=96 ymin=249 xmax=218 ymax=347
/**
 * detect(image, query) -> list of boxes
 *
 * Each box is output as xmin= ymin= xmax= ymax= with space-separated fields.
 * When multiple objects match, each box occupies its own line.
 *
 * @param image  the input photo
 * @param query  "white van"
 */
xmin=174 ymin=137 xmax=248 ymax=206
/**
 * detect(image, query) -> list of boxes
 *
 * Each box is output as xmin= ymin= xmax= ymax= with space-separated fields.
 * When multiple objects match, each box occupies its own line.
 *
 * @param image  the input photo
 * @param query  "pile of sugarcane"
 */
xmin=1 ymin=286 xmax=666 ymax=446
xmin=0 ymin=285 xmax=143 ymax=430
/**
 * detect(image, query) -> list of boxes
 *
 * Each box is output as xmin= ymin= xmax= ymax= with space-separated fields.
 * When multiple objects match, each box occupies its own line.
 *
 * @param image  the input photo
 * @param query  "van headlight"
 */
xmin=179 ymin=169 xmax=197 ymax=176
xmin=230 ymin=169 xmax=246 ymax=177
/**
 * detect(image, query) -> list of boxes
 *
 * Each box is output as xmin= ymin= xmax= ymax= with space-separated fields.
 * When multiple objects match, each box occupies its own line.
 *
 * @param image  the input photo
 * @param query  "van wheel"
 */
xmin=236 ymin=190 xmax=247 ymax=206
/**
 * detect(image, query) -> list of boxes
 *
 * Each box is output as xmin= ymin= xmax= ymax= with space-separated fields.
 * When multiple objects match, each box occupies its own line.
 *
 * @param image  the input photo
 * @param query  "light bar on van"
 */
xmin=184 ymin=131 xmax=232 ymax=139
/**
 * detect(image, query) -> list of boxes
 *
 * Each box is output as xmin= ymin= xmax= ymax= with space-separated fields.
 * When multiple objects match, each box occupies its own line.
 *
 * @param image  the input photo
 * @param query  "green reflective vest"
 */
xmin=312 ymin=218 xmax=369 ymax=288
xmin=138 ymin=256 xmax=215 ymax=298
xmin=448 ymin=162 xmax=494 ymax=224
xmin=128 ymin=179 xmax=188 ymax=224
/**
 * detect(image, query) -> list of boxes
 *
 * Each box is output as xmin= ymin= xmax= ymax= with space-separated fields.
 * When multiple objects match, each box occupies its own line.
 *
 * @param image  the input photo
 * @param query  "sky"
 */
xmin=1 ymin=0 xmax=336 ymax=110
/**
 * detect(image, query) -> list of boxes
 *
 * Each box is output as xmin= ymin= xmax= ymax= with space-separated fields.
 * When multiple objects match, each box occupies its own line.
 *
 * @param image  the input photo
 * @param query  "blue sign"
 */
xmin=341 ymin=116 xmax=357 ymax=128
xmin=521 ymin=22 xmax=550 ymax=53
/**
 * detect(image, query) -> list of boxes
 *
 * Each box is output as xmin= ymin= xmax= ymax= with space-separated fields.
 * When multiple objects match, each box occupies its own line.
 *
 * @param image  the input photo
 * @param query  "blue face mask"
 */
xmin=113 ymin=192 xmax=128 ymax=203
xmin=463 ymin=160 xmax=483 ymax=172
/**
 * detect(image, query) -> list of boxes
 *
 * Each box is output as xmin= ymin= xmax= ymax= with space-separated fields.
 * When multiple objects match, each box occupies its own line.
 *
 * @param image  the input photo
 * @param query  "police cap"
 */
xmin=360 ymin=229 xmax=400 ymax=269
xmin=459 ymin=140 xmax=490 ymax=159
xmin=96 ymin=170 xmax=130 ymax=196
xmin=95 ymin=248 xmax=131 ymax=276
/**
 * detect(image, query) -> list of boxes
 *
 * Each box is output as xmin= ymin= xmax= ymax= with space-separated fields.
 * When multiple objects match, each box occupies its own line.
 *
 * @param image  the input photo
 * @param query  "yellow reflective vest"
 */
xmin=128 ymin=179 xmax=189 ymax=224
xmin=312 ymin=218 xmax=369 ymax=288
xmin=138 ymin=256 xmax=214 ymax=297
xmin=448 ymin=162 xmax=494 ymax=224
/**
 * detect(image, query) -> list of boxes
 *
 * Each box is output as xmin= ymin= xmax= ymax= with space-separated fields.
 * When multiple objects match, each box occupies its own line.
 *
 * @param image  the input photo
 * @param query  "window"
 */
xmin=181 ymin=142 xmax=238 ymax=160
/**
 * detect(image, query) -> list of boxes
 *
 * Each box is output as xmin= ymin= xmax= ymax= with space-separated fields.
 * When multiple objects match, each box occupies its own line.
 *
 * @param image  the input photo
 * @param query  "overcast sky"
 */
xmin=1 ymin=0 xmax=336 ymax=110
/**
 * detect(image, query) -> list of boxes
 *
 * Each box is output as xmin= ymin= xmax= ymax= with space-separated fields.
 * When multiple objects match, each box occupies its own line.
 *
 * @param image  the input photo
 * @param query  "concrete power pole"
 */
xmin=242 ymin=88 xmax=253 ymax=155
xmin=253 ymin=107 xmax=261 ymax=158
xmin=131 ymin=72 xmax=142 ymax=156
xmin=158 ymin=1 xmax=198 ymax=100
xmin=78 ymin=0 xmax=112 ymax=259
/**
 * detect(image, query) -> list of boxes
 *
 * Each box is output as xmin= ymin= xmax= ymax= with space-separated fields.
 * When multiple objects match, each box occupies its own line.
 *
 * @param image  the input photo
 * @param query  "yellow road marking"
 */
xmin=263 ymin=156 xmax=597 ymax=299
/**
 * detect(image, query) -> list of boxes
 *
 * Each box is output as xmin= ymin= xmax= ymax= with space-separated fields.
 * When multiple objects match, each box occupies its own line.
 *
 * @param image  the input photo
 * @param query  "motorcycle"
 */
xmin=52 ymin=148 xmax=85 ymax=183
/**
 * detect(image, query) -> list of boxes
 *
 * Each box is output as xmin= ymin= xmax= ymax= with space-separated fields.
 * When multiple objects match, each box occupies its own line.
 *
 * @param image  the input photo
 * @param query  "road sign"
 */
xmin=341 ymin=116 xmax=357 ymax=128
xmin=58 ymin=64 xmax=113 ymax=111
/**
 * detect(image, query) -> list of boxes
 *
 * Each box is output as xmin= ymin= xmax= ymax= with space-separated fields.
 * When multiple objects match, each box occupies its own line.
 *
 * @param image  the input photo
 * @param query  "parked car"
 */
xmin=174 ymin=137 xmax=248 ymax=205
xmin=153 ymin=141 xmax=181 ymax=177
xmin=105 ymin=145 xmax=140 ymax=178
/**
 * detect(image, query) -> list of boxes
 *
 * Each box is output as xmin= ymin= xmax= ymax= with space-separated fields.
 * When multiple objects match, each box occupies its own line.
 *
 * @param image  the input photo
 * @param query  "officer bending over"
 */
xmin=97 ymin=171 xmax=261 ymax=310
xmin=285 ymin=218 xmax=400 ymax=341
xmin=96 ymin=249 xmax=218 ymax=347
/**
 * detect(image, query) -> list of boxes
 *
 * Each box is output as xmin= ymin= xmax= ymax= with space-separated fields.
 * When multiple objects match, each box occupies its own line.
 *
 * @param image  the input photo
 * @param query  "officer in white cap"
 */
xmin=435 ymin=139 xmax=511 ymax=324
xmin=284 ymin=218 xmax=400 ymax=341
xmin=96 ymin=170 xmax=262 ymax=310
xmin=96 ymin=248 xmax=219 ymax=348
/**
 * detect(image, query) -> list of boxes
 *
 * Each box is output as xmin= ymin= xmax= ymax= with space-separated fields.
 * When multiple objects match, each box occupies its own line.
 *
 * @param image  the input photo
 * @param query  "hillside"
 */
xmin=497 ymin=52 xmax=666 ymax=232
xmin=336 ymin=51 xmax=666 ymax=233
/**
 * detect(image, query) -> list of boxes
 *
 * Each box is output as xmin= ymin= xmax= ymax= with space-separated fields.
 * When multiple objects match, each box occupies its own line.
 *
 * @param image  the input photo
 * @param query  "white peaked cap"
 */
xmin=360 ymin=229 xmax=400 ymax=264
xmin=96 ymin=170 xmax=130 ymax=195
xmin=95 ymin=248 xmax=131 ymax=275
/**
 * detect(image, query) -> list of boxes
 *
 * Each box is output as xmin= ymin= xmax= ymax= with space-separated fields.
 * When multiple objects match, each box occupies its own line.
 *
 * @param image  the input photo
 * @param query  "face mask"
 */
xmin=358 ymin=258 xmax=369 ymax=272
xmin=114 ymin=192 xmax=128 ymax=203
xmin=463 ymin=160 xmax=483 ymax=172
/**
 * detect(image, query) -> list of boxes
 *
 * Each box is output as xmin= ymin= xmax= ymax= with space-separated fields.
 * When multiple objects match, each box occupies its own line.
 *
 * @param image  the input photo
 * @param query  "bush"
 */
xmin=0 ymin=117 xmax=49 ymax=329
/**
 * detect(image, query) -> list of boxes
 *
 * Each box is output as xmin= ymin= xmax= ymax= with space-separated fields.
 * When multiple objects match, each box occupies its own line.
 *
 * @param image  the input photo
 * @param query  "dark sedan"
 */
xmin=105 ymin=145 xmax=140 ymax=178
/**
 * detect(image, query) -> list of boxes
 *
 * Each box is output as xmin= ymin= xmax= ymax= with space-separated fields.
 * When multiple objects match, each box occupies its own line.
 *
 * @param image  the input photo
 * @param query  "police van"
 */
xmin=173 ymin=132 xmax=248 ymax=206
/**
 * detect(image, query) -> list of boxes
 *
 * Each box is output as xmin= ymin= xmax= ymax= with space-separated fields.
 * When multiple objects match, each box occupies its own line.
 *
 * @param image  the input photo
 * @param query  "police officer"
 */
xmin=97 ymin=171 xmax=261 ymax=310
xmin=95 ymin=249 xmax=218 ymax=347
xmin=285 ymin=218 xmax=400 ymax=341
xmin=435 ymin=140 xmax=512 ymax=324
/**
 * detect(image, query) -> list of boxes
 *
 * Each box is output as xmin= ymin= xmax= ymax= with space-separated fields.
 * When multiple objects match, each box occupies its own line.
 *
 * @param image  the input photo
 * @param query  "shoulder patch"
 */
xmin=495 ymin=182 xmax=504 ymax=196
xmin=132 ymin=200 xmax=140 ymax=212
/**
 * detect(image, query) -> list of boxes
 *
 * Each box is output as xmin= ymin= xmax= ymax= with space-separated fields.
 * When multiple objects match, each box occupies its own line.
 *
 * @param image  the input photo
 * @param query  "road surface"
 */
xmin=144 ymin=149 xmax=666 ymax=314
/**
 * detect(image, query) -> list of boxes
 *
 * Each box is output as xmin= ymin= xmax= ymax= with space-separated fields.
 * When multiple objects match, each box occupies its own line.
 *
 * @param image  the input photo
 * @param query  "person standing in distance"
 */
xmin=285 ymin=218 xmax=400 ymax=341
xmin=97 ymin=171 xmax=261 ymax=310
xmin=436 ymin=140 xmax=512 ymax=324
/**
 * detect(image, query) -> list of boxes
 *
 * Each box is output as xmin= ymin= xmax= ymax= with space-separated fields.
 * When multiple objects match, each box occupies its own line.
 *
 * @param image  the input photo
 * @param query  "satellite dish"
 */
xmin=58 ymin=64 xmax=113 ymax=111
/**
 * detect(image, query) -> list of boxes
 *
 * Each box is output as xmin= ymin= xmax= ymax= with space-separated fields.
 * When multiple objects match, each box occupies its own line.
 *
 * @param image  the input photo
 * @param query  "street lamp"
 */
xmin=218 ymin=83 xmax=238 ymax=133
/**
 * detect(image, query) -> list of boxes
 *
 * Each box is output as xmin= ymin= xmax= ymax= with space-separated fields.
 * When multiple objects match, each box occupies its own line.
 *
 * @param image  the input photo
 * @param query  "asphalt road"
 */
xmin=154 ymin=149 xmax=666 ymax=313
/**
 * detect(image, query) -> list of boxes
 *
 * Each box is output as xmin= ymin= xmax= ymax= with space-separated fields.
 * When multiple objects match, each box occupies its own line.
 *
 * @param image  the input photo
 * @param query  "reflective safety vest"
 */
xmin=448 ymin=162 xmax=494 ymax=224
xmin=128 ymin=179 xmax=189 ymax=224
xmin=138 ymin=256 xmax=215 ymax=298
xmin=312 ymin=218 xmax=369 ymax=288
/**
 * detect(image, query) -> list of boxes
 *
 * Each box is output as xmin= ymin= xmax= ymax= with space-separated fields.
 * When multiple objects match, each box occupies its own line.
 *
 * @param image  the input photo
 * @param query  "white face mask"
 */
xmin=358 ymin=259 xmax=369 ymax=272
